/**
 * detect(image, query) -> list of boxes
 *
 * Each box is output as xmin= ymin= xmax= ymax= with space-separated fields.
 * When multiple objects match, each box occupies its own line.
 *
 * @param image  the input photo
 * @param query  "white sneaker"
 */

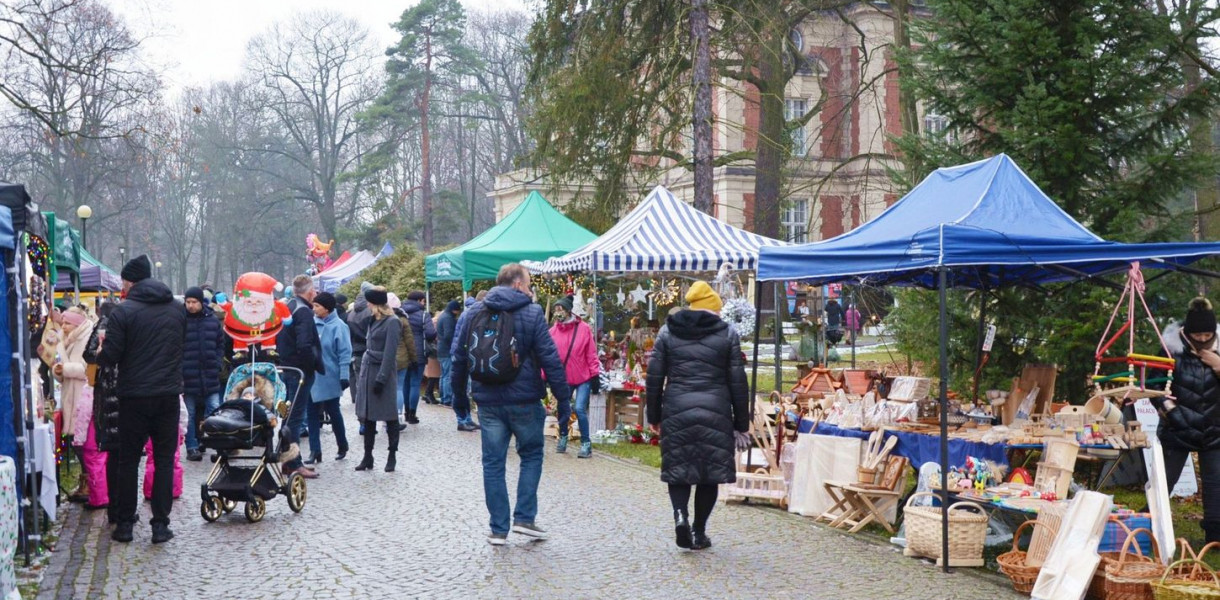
xmin=487 ymin=532 xmax=508 ymax=546
xmin=511 ymin=522 xmax=548 ymax=540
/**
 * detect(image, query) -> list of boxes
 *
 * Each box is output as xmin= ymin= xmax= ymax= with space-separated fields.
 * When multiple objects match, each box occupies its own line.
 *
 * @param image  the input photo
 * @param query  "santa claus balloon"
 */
xmin=219 ymin=272 xmax=293 ymax=360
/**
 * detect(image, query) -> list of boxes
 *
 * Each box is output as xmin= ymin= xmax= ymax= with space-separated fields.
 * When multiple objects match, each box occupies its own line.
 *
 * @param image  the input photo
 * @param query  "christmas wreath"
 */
xmin=721 ymin=297 xmax=755 ymax=339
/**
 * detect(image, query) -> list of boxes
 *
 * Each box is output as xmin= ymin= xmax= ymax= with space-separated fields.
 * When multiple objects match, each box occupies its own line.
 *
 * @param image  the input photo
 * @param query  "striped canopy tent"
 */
xmin=523 ymin=186 xmax=788 ymax=274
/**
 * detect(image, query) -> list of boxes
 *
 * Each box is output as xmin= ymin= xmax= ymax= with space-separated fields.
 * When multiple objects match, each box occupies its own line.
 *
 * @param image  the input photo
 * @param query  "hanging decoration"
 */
xmin=27 ymin=235 xmax=49 ymax=279
xmin=533 ymin=273 xmax=599 ymax=300
xmin=616 ymin=285 xmax=626 ymax=307
xmin=650 ymin=278 xmax=680 ymax=306
xmin=628 ymin=284 xmax=650 ymax=307
xmin=721 ymin=297 xmax=756 ymax=338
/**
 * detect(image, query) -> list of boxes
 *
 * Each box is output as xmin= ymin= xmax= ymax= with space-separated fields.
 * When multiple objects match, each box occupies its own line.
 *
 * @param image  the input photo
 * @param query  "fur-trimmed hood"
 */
xmin=1162 ymin=321 xmax=1220 ymax=356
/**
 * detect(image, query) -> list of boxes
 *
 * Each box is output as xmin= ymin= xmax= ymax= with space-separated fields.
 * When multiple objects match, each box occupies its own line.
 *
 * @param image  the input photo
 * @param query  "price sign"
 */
xmin=982 ymin=324 xmax=996 ymax=352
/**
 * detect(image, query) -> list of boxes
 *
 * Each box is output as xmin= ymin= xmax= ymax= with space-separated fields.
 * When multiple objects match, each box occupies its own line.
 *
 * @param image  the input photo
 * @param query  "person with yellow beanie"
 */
xmin=684 ymin=281 xmax=722 ymax=313
xmin=645 ymin=279 xmax=749 ymax=550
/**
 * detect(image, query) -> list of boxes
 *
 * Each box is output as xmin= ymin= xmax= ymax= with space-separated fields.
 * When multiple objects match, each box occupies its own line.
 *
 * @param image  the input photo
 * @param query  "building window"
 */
xmin=782 ymin=198 xmax=809 ymax=243
xmin=786 ymin=98 xmax=808 ymax=157
xmin=924 ymin=112 xmax=949 ymax=137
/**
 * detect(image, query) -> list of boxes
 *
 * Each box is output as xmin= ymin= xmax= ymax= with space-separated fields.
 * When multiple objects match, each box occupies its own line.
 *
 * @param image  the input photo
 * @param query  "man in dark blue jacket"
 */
xmin=181 ymin=287 xmax=225 ymax=462
xmin=401 ymin=290 xmax=436 ymax=424
xmin=98 ymin=255 xmax=186 ymax=544
xmin=275 ymin=275 xmax=323 ymax=479
xmin=453 ymin=263 xmax=570 ymax=545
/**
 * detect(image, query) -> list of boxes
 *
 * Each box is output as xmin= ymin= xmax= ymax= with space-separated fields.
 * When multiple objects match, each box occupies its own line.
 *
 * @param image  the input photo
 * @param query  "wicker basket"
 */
xmin=1090 ymin=519 xmax=1137 ymax=600
xmin=998 ymin=520 xmax=1049 ymax=594
xmin=902 ymin=492 xmax=989 ymax=567
xmin=1150 ymin=559 xmax=1220 ymax=600
xmin=1104 ymin=527 xmax=1163 ymax=600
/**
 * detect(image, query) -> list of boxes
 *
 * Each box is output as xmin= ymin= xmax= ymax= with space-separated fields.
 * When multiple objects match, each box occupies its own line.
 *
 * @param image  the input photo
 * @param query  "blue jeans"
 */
xmin=183 ymin=392 xmax=220 ymax=451
xmin=557 ymin=382 xmax=591 ymax=440
xmin=404 ymin=364 xmax=424 ymax=412
xmin=440 ymin=357 xmax=454 ymax=406
xmin=480 ymin=402 xmax=546 ymax=535
xmin=307 ymin=398 xmax=348 ymax=458
xmin=396 ymin=368 xmax=408 ymax=415
xmin=281 ymin=371 xmax=312 ymax=471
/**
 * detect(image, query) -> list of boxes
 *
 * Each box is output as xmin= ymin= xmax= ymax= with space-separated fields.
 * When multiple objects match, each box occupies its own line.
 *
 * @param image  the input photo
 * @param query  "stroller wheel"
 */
xmin=287 ymin=473 xmax=307 ymax=513
xmin=201 ymin=497 xmax=223 ymax=522
xmin=221 ymin=498 xmax=236 ymax=514
xmin=244 ymin=497 xmax=266 ymax=523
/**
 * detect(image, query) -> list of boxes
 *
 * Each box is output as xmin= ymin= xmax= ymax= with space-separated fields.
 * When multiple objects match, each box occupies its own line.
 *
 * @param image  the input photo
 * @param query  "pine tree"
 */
xmin=889 ymin=0 xmax=1220 ymax=399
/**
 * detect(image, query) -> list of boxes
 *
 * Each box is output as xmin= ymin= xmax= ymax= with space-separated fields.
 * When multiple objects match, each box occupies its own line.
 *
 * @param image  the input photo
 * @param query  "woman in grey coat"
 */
xmin=354 ymin=287 xmax=403 ymax=472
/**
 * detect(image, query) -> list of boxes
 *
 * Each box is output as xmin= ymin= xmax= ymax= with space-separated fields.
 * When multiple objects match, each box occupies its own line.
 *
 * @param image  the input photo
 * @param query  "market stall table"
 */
xmin=798 ymin=420 xmax=1010 ymax=470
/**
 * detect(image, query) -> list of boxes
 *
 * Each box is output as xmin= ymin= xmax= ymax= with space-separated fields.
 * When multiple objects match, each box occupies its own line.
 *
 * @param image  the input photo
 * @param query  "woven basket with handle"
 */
xmin=1089 ymin=519 xmax=1137 ymax=600
xmin=998 ymin=520 xmax=1049 ymax=594
xmin=1150 ymin=559 xmax=1220 ymax=600
xmin=902 ymin=492 xmax=988 ymax=565
xmin=1104 ymin=527 xmax=1163 ymax=600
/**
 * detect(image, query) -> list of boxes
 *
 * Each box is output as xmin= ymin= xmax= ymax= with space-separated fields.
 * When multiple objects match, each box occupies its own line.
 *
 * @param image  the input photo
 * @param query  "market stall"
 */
xmin=54 ymin=246 xmax=120 ymax=293
xmin=524 ymin=185 xmax=787 ymax=433
xmin=426 ymin=191 xmax=596 ymax=292
xmin=755 ymin=154 xmax=1220 ymax=577
xmin=312 ymin=248 xmax=379 ymax=293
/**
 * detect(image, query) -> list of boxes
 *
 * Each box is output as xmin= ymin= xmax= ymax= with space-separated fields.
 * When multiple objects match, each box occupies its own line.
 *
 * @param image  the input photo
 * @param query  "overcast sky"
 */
xmin=107 ymin=0 xmax=532 ymax=92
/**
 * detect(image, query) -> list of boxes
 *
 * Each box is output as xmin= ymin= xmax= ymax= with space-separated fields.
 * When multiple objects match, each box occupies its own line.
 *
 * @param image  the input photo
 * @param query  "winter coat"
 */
xmin=276 ymin=296 xmax=324 ymax=375
xmin=1159 ymin=323 xmax=1220 ymax=451
xmin=84 ymin=317 xmax=119 ymax=452
xmin=549 ymin=317 xmax=600 ymax=387
xmin=55 ymin=318 xmax=95 ymax=441
xmin=845 ymin=307 xmax=863 ymax=332
xmin=97 ymin=279 xmax=186 ymax=399
xmin=348 ymin=297 xmax=371 ymax=356
xmin=182 ymin=304 xmax=225 ymax=397
xmin=825 ymin=300 xmax=844 ymax=329
xmin=452 ymin=286 xmax=571 ymax=412
xmin=436 ymin=309 xmax=458 ymax=359
xmin=646 ymin=309 xmax=749 ymax=485
xmin=393 ymin=311 xmax=418 ymax=370
xmin=311 ymin=312 xmax=352 ymax=403
xmin=401 ymin=300 xmax=436 ymax=367
xmin=355 ymin=314 xmax=401 ymax=422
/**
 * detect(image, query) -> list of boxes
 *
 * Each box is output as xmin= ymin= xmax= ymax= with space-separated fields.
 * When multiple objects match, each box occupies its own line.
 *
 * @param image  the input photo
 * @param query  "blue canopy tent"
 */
xmin=755 ymin=154 xmax=1220 ymax=572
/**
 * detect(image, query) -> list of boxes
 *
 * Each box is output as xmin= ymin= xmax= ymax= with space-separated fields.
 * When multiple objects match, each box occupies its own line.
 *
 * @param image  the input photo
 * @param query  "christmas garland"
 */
xmin=721 ymin=297 xmax=756 ymax=339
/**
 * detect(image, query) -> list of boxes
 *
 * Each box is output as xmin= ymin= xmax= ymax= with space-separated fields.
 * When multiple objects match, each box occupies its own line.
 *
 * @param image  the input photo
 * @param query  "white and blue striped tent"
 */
xmin=523 ymin=185 xmax=788 ymax=274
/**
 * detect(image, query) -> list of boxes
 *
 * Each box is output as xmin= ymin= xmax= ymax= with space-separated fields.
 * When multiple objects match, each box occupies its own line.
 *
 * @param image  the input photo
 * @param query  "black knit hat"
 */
xmin=553 ymin=295 xmax=574 ymax=313
xmin=314 ymin=291 xmax=336 ymax=313
xmin=121 ymin=254 xmax=152 ymax=283
xmin=1185 ymin=297 xmax=1217 ymax=334
xmin=184 ymin=287 xmax=205 ymax=302
xmin=407 ymin=290 xmax=426 ymax=302
xmin=364 ymin=287 xmax=389 ymax=306
xmin=446 ymin=299 xmax=462 ymax=313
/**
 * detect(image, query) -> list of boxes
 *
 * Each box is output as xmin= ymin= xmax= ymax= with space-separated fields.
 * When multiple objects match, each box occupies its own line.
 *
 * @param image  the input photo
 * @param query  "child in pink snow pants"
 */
xmin=143 ymin=397 xmax=187 ymax=500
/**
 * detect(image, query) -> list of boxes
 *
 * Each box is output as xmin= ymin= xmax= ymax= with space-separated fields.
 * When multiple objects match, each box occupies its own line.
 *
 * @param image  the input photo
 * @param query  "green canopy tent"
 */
xmin=42 ymin=213 xmax=81 ymax=287
xmin=426 ymin=191 xmax=597 ymax=291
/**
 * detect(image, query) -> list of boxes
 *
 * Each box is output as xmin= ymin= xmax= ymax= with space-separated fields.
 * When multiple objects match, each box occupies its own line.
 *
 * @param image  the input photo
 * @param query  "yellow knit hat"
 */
xmin=685 ymin=281 xmax=722 ymax=313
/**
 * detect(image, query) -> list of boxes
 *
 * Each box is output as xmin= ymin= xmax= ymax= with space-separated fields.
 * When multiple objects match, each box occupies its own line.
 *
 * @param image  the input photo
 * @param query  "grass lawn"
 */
xmin=596 ymin=442 xmax=662 ymax=469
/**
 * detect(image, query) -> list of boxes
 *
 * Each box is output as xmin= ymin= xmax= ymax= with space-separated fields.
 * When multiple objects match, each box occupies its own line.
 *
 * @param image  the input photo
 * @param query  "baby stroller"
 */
xmin=197 ymin=362 xmax=307 ymax=522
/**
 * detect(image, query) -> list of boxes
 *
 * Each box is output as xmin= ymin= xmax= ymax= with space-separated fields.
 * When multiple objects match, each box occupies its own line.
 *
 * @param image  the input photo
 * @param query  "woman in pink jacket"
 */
xmin=549 ymin=296 xmax=600 ymax=458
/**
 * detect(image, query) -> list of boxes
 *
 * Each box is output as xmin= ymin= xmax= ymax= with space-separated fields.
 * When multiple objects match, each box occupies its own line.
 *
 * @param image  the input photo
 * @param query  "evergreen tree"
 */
xmin=890 ymin=0 xmax=1220 ymax=399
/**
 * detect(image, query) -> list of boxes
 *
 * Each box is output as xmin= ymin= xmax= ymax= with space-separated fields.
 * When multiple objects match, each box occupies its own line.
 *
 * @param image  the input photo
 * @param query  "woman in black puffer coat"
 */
xmin=84 ymin=302 xmax=120 ymax=522
xmin=1157 ymin=297 xmax=1220 ymax=542
xmin=646 ymin=281 xmax=749 ymax=551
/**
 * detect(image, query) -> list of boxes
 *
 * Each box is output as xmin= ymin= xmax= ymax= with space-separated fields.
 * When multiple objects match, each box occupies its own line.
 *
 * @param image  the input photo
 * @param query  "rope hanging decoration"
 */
xmin=1091 ymin=262 xmax=1174 ymax=403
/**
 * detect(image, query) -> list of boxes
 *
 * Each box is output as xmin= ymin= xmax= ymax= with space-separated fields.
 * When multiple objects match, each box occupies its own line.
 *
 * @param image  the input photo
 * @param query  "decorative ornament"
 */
xmin=721 ymin=297 xmax=756 ymax=338
xmin=616 ymin=286 xmax=626 ymax=306
xmin=649 ymin=278 xmax=680 ymax=306
xmin=628 ymin=284 xmax=649 ymax=307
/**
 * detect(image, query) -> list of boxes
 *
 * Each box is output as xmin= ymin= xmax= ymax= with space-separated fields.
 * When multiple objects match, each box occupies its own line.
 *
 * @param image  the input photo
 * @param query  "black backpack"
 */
xmin=467 ymin=308 xmax=521 ymax=384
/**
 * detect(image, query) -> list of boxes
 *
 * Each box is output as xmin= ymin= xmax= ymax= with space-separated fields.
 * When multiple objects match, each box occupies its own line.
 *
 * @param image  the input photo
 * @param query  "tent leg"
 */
xmin=972 ymin=289 xmax=988 ymax=403
xmin=773 ymin=282 xmax=781 ymax=392
xmin=938 ymin=268 xmax=951 ymax=574
xmin=748 ymin=280 xmax=763 ymax=472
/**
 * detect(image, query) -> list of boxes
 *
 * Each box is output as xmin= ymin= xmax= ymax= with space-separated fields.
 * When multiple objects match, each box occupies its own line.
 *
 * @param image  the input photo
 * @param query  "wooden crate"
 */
xmin=604 ymin=389 xmax=646 ymax=429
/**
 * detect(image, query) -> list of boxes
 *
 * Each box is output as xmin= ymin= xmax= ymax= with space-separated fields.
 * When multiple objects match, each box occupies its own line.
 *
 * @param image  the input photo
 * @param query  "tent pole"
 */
xmin=850 ymin=286 xmax=857 ymax=368
xmin=773 ymin=282 xmax=781 ymax=392
xmin=973 ymin=288 xmax=988 ymax=403
xmin=938 ymin=267 xmax=951 ymax=574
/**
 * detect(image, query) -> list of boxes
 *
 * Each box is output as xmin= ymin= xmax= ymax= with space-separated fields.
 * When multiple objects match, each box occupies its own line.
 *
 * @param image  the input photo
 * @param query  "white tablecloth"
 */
xmin=0 ymin=457 xmax=16 ymax=599
xmin=32 ymin=423 xmax=56 ymax=521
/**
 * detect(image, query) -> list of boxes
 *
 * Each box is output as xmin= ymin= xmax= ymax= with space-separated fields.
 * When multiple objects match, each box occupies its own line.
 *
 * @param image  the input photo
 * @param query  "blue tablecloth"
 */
xmin=798 ymin=420 xmax=1010 ymax=470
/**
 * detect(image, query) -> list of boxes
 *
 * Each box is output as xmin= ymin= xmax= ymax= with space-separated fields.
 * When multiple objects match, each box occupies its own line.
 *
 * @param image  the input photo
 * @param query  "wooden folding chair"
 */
xmin=819 ymin=455 xmax=909 ymax=533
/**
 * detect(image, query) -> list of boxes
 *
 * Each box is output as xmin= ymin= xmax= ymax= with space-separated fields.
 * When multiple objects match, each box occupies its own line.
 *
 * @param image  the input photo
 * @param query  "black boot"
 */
xmin=406 ymin=409 xmax=419 ymax=425
xmin=691 ymin=530 xmax=712 ymax=550
xmin=355 ymin=425 xmax=375 ymax=471
xmin=385 ymin=424 xmax=400 ymax=472
xmin=674 ymin=510 xmax=692 ymax=549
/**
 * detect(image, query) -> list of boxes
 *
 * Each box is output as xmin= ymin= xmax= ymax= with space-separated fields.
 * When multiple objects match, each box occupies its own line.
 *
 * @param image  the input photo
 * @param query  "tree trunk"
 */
xmin=691 ymin=0 xmax=714 ymax=215
xmin=893 ymin=0 xmax=919 ymax=140
xmin=753 ymin=25 xmax=785 ymax=241
xmin=420 ymin=35 xmax=435 ymax=249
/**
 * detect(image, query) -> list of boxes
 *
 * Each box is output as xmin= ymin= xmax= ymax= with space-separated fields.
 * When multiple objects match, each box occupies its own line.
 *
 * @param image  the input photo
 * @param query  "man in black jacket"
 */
xmin=97 ymin=255 xmax=186 ymax=544
xmin=276 ymin=275 xmax=323 ymax=479
xmin=181 ymin=287 xmax=225 ymax=462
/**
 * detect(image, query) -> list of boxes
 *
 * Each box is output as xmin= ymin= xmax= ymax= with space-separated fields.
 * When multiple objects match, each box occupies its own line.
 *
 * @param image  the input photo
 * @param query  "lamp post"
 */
xmin=76 ymin=205 xmax=92 ymax=253
xmin=155 ymin=261 xmax=162 ymax=281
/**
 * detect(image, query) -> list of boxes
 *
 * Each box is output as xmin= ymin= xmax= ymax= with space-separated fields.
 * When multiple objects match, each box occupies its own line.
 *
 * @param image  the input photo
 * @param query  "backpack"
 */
xmin=467 ymin=308 xmax=520 ymax=384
